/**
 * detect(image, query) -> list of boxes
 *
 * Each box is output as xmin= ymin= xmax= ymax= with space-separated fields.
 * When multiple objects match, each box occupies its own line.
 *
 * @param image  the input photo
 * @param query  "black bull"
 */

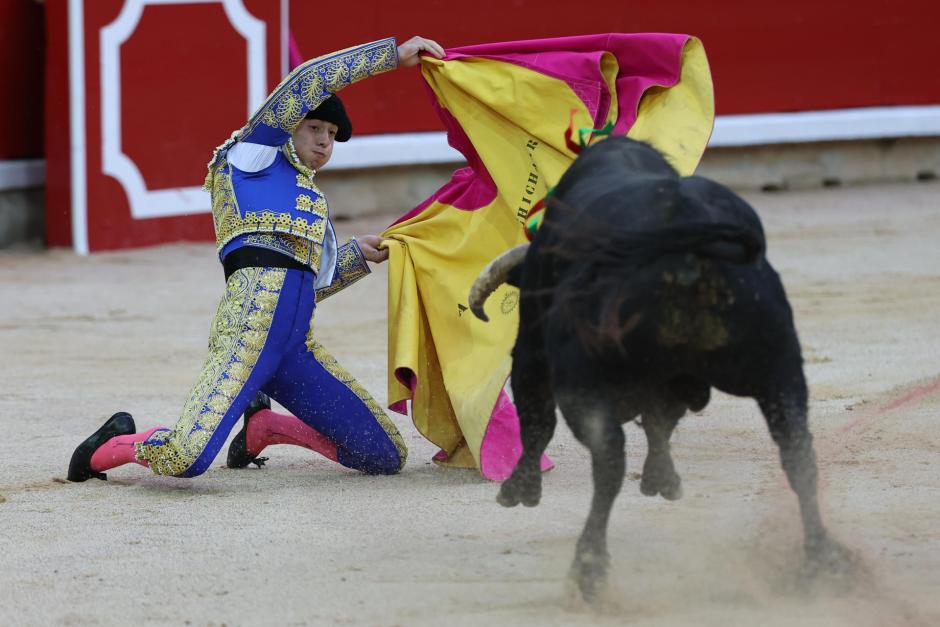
xmin=469 ymin=137 xmax=853 ymax=600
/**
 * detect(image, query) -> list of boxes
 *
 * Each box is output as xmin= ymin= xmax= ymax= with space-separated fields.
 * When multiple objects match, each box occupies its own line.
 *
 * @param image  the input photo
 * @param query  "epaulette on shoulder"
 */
xmin=206 ymin=129 xmax=243 ymax=176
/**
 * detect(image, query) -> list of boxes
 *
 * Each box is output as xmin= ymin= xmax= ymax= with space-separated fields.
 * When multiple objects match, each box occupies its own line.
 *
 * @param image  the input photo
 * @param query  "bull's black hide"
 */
xmin=486 ymin=137 xmax=853 ymax=600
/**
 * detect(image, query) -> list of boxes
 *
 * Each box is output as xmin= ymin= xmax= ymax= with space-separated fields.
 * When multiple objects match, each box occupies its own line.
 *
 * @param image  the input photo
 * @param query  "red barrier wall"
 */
xmin=15 ymin=1 xmax=940 ymax=161
xmin=292 ymin=0 xmax=940 ymax=135
xmin=0 ymin=0 xmax=45 ymax=159
xmin=43 ymin=0 xmax=284 ymax=249
xmin=43 ymin=0 xmax=70 ymax=247
xmin=31 ymin=0 xmax=940 ymax=251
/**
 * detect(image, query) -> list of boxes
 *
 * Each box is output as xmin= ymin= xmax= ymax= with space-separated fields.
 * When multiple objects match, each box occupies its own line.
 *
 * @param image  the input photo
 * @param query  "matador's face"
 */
xmin=291 ymin=118 xmax=337 ymax=170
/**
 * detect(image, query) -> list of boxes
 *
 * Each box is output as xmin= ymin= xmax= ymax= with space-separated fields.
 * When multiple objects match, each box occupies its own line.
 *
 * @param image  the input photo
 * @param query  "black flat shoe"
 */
xmin=67 ymin=412 xmax=136 ymax=482
xmin=227 ymin=392 xmax=271 ymax=469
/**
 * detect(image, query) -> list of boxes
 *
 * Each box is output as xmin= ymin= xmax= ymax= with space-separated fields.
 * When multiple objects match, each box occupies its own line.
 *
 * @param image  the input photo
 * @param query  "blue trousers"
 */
xmin=135 ymin=267 xmax=406 ymax=477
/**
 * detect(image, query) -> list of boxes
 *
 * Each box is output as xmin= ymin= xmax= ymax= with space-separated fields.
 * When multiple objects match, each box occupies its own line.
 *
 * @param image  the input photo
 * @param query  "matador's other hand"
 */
xmin=397 ymin=36 xmax=445 ymax=68
xmin=357 ymin=235 xmax=390 ymax=264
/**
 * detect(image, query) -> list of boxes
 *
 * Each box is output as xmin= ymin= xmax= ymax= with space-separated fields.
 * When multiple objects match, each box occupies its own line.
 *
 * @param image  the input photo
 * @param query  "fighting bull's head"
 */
xmin=468 ymin=243 xmax=530 ymax=322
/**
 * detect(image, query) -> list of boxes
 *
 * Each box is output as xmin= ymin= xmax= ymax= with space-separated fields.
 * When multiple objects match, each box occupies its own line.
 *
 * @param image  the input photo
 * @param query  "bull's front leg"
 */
xmin=563 ymin=404 xmax=626 ymax=602
xmin=758 ymin=382 xmax=855 ymax=577
xmin=497 ymin=344 xmax=556 ymax=508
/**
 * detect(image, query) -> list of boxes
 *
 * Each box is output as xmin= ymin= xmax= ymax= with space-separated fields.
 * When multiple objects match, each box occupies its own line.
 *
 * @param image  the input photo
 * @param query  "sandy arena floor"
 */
xmin=1 ymin=181 xmax=938 ymax=626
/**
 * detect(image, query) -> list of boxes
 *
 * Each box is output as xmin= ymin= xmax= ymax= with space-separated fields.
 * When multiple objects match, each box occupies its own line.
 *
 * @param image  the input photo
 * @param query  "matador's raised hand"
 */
xmin=397 ymin=36 xmax=445 ymax=67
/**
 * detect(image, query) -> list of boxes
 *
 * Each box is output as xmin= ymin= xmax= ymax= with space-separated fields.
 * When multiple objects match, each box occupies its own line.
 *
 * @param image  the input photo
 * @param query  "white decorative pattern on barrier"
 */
xmin=99 ymin=0 xmax=266 ymax=220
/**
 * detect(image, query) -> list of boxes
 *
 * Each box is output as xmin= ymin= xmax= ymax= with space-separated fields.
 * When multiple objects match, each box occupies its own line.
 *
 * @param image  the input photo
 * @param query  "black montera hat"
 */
xmin=305 ymin=94 xmax=352 ymax=142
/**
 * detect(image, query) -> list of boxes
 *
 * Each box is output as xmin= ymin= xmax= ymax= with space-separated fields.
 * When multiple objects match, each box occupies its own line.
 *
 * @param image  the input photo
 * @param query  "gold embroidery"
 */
xmin=276 ymin=91 xmax=305 ymax=133
xmin=261 ymin=108 xmax=278 ymax=129
xmin=370 ymin=48 xmax=392 ymax=74
xmin=284 ymin=139 xmax=315 ymax=178
xmin=212 ymin=163 xmax=327 ymax=262
xmin=311 ymin=196 xmax=328 ymax=218
xmin=350 ymin=54 xmax=369 ymax=82
xmin=306 ymin=339 xmax=408 ymax=471
xmin=294 ymin=192 xmax=328 ymax=218
xmin=243 ymin=39 xmax=398 ymax=138
xmin=205 ymin=41 xmax=398 ymax=273
xmin=296 ymin=172 xmax=315 ymax=190
xmin=315 ymin=239 xmax=370 ymax=302
xmin=205 ymin=130 xmax=241 ymax=178
xmin=240 ymin=232 xmax=318 ymax=266
xmin=296 ymin=194 xmax=313 ymax=211
xmin=136 ymin=268 xmax=286 ymax=476
xmin=208 ymin=140 xmax=332 ymax=269
xmin=207 ymin=39 xmax=396 ymax=173
xmin=210 ymin=161 xmax=241 ymax=240
xmin=325 ymin=60 xmax=350 ymax=88
xmin=301 ymin=71 xmax=325 ymax=108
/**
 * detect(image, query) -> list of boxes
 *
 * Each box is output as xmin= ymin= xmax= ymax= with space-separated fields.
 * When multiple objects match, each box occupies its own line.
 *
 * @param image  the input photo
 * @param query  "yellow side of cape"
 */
xmin=383 ymin=39 xmax=713 ymax=470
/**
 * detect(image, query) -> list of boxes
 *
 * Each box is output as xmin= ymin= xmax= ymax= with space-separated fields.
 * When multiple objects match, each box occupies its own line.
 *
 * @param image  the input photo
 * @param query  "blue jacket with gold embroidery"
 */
xmin=204 ymin=37 xmax=399 ymax=298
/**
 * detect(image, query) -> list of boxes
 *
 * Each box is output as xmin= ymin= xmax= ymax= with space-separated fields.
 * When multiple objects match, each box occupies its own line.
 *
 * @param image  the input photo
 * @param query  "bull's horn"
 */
xmin=468 ymin=243 xmax=530 ymax=322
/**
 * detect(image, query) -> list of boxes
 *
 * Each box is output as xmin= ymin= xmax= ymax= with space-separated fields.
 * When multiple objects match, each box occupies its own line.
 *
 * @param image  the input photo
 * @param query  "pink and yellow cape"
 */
xmin=382 ymin=34 xmax=714 ymax=480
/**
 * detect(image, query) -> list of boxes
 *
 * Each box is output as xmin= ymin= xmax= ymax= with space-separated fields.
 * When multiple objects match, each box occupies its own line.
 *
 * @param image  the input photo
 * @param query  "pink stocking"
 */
xmin=247 ymin=409 xmax=339 ymax=462
xmin=89 ymin=427 xmax=160 ymax=472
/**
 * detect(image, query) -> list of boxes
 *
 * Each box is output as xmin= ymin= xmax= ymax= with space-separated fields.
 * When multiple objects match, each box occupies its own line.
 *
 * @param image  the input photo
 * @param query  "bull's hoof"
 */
xmin=569 ymin=549 xmax=610 ymax=603
xmin=659 ymin=479 xmax=683 ymax=501
xmin=805 ymin=537 xmax=857 ymax=579
xmin=496 ymin=473 xmax=541 ymax=508
xmin=639 ymin=467 xmax=683 ymax=500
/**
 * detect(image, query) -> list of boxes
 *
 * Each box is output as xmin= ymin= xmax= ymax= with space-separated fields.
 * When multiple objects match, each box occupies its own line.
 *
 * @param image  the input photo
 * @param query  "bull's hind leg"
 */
xmin=497 ymin=345 xmax=556 ymax=508
xmin=758 ymin=376 xmax=853 ymax=575
xmin=639 ymin=394 xmax=687 ymax=500
xmin=559 ymin=394 xmax=626 ymax=601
